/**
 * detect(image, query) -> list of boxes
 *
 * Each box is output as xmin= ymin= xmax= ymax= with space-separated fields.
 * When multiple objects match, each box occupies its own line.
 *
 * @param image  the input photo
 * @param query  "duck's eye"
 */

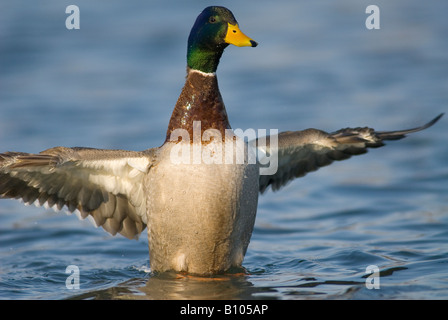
xmin=209 ymin=16 xmax=216 ymax=23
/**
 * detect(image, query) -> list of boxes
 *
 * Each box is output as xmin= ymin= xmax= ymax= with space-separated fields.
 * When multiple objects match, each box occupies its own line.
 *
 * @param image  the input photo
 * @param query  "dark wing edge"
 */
xmin=256 ymin=113 xmax=443 ymax=193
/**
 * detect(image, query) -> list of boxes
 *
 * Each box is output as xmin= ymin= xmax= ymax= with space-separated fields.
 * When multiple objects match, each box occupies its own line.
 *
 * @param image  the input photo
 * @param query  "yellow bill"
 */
xmin=224 ymin=23 xmax=258 ymax=47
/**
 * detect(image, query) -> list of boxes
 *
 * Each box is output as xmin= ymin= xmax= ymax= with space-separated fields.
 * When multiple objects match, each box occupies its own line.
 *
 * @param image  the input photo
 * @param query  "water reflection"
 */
xmin=69 ymin=272 xmax=278 ymax=300
xmin=64 ymin=262 xmax=416 ymax=299
xmin=138 ymin=273 xmax=262 ymax=300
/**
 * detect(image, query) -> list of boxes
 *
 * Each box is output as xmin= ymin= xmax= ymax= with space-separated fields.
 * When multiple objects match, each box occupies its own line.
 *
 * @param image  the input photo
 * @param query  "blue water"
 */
xmin=1 ymin=0 xmax=447 ymax=300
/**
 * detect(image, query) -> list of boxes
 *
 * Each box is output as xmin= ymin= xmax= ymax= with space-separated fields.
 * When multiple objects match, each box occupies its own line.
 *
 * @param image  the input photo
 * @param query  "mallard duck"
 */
xmin=0 ymin=6 xmax=443 ymax=275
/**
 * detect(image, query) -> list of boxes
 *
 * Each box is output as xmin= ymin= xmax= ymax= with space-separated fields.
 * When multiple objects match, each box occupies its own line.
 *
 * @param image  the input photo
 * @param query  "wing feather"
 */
xmin=0 ymin=146 xmax=157 ymax=239
xmin=256 ymin=114 xmax=443 ymax=193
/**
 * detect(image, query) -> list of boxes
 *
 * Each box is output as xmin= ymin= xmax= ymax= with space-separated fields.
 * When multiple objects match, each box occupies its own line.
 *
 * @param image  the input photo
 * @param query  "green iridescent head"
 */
xmin=187 ymin=6 xmax=257 ymax=73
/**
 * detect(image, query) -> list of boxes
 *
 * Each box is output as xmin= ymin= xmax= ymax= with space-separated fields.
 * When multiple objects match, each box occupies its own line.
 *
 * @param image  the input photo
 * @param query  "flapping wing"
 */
xmin=256 ymin=113 xmax=443 ymax=193
xmin=0 ymin=146 xmax=157 ymax=239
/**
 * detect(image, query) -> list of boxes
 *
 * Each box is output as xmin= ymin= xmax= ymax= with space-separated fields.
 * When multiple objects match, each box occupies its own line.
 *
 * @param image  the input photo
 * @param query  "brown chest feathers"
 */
xmin=165 ymin=69 xmax=231 ymax=143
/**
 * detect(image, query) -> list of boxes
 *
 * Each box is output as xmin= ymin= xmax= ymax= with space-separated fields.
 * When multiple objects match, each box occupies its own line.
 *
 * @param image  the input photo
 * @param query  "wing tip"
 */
xmin=376 ymin=113 xmax=444 ymax=141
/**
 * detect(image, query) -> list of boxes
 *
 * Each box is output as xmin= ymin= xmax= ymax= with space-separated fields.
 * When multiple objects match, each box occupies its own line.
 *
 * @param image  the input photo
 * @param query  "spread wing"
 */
xmin=0 ymin=146 xmax=157 ymax=239
xmin=255 ymin=114 xmax=443 ymax=193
